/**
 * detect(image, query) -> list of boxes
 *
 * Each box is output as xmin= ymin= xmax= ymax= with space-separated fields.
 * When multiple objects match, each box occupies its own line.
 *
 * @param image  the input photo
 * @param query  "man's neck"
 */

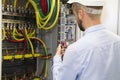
xmin=84 ymin=19 xmax=101 ymax=30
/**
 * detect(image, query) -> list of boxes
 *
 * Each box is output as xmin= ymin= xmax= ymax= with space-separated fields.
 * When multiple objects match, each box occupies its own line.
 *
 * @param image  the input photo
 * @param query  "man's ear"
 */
xmin=78 ymin=9 xmax=84 ymax=20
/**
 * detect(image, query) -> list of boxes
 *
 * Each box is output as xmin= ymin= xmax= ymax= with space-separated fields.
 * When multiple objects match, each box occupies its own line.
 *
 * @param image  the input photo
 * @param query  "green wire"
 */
xmin=43 ymin=48 xmax=47 ymax=78
xmin=48 ymin=1 xmax=56 ymax=23
xmin=11 ymin=0 xmax=13 ymax=5
xmin=44 ymin=59 xmax=46 ymax=78
xmin=33 ymin=0 xmax=52 ymax=18
xmin=43 ymin=0 xmax=56 ymax=21
xmin=34 ymin=0 xmax=46 ymax=18
xmin=9 ymin=29 xmax=13 ymax=40
xmin=49 ymin=0 xmax=51 ymax=12
xmin=24 ymin=29 xmax=30 ymax=53
xmin=21 ymin=0 xmax=25 ymax=7
xmin=46 ymin=0 xmax=50 ymax=15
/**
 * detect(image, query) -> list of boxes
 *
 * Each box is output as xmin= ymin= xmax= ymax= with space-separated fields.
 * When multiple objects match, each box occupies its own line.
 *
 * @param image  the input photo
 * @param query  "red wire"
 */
xmin=20 ymin=30 xmax=27 ymax=53
xmin=39 ymin=0 xmax=47 ymax=15
xmin=6 ymin=30 xmax=23 ymax=42
xmin=6 ymin=29 xmax=27 ymax=54
xmin=18 ymin=0 xmax=20 ymax=7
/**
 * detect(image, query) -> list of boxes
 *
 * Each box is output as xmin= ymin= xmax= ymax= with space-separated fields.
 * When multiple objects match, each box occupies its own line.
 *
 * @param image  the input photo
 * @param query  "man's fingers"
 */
xmin=56 ymin=43 xmax=66 ymax=56
xmin=61 ymin=48 xmax=65 ymax=51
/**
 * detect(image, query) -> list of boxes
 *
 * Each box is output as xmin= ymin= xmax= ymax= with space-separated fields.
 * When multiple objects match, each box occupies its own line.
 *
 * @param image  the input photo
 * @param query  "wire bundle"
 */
xmin=27 ymin=0 xmax=60 ymax=30
xmin=4 ymin=26 xmax=48 ymax=79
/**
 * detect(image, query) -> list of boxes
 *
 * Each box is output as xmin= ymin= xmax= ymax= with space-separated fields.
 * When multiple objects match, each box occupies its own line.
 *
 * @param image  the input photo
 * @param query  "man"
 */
xmin=53 ymin=0 xmax=120 ymax=80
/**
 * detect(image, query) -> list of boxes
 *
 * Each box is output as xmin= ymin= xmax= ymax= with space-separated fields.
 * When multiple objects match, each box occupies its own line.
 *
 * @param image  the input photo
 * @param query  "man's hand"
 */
xmin=56 ymin=44 xmax=65 ymax=56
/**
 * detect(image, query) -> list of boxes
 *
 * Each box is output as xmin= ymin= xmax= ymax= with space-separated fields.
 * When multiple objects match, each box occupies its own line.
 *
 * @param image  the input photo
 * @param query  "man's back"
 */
xmin=71 ymin=24 xmax=120 ymax=80
xmin=53 ymin=24 xmax=120 ymax=80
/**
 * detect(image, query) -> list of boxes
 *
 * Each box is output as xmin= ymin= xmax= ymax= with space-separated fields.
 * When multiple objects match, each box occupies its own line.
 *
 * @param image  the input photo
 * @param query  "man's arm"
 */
xmin=53 ymin=45 xmax=79 ymax=80
xmin=53 ymin=55 xmax=62 ymax=80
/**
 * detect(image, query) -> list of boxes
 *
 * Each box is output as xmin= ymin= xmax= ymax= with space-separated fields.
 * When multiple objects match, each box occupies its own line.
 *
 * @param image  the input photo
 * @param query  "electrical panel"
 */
xmin=2 ymin=0 xmax=60 ymax=79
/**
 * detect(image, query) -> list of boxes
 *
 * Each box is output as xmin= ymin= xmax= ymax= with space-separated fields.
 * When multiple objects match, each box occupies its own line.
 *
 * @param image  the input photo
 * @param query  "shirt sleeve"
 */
xmin=53 ymin=46 xmax=81 ymax=80
xmin=53 ymin=54 xmax=62 ymax=80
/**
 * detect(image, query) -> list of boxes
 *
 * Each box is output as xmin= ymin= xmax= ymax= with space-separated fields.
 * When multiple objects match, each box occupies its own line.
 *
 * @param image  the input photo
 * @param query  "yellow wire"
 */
xmin=12 ymin=28 xmax=24 ymax=41
xmin=2 ymin=28 xmax=6 ymax=40
xmin=28 ymin=29 xmax=36 ymax=37
xmin=31 ymin=37 xmax=48 ymax=78
xmin=29 ymin=0 xmax=54 ymax=20
xmin=37 ymin=0 xmax=60 ymax=30
xmin=5 ymin=74 xmax=7 ymax=80
xmin=2 ymin=0 xmax=5 ymax=5
xmin=25 ymin=1 xmax=30 ymax=9
xmin=14 ymin=28 xmax=22 ymax=36
xmin=12 ymin=28 xmax=35 ymax=55
xmin=5 ymin=48 xmax=8 ymax=54
xmin=29 ymin=0 xmax=55 ymax=28
xmin=25 ymin=28 xmax=34 ymax=55
xmin=45 ymin=59 xmax=48 ymax=78
xmin=31 ymin=37 xmax=48 ymax=54
xmin=12 ymin=27 xmax=35 ymax=41
xmin=23 ymin=73 xmax=26 ymax=78
xmin=14 ymin=0 xmax=17 ymax=8
xmin=29 ymin=0 xmax=60 ymax=30
xmin=27 ymin=0 xmax=60 ymax=76
xmin=14 ymin=75 xmax=17 ymax=80
xmin=38 ymin=0 xmax=55 ymax=27
xmin=41 ymin=0 xmax=60 ymax=30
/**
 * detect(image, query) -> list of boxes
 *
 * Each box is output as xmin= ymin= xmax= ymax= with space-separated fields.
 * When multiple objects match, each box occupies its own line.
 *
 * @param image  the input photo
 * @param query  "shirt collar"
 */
xmin=84 ymin=24 xmax=106 ymax=35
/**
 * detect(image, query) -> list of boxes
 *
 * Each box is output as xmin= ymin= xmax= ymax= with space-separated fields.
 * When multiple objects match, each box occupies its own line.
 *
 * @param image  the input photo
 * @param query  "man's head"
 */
xmin=67 ymin=0 xmax=105 ymax=31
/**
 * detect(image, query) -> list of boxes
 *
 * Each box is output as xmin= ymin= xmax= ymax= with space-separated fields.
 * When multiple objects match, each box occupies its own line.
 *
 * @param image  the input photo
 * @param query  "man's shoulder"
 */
xmin=67 ymin=37 xmax=93 ymax=52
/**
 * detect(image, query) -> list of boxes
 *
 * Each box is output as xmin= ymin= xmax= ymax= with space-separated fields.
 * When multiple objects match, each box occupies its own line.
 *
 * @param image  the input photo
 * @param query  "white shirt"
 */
xmin=53 ymin=24 xmax=120 ymax=80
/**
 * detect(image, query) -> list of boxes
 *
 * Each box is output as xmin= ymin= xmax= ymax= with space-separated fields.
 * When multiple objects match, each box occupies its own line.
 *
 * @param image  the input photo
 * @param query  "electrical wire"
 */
xmin=12 ymin=28 xmax=24 ymax=41
xmin=28 ymin=28 xmax=36 ymax=37
xmin=25 ymin=1 xmax=30 ymax=9
xmin=12 ymin=27 xmax=35 ymax=40
xmin=25 ymin=28 xmax=34 ymax=55
xmin=11 ymin=0 xmax=13 ymax=6
xmin=2 ymin=27 xmax=6 ymax=40
xmin=6 ymin=29 xmax=23 ymax=42
xmin=8 ymin=28 xmax=27 ymax=53
xmin=2 ymin=0 xmax=6 ymax=5
xmin=30 ymin=37 xmax=48 ymax=78
xmin=21 ymin=0 xmax=25 ymax=7
xmin=2 ymin=0 xmax=52 ymax=79
xmin=14 ymin=75 xmax=17 ymax=80
xmin=42 ymin=0 xmax=60 ymax=30
xmin=39 ymin=0 xmax=47 ymax=15
xmin=17 ymin=0 xmax=20 ymax=7
xmin=14 ymin=0 xmax=17 ymax=7
xmin=21 ymin=29 xmax=27 ymax=53
xmin=37 ymin=0 xmax=55 ymax=22
xmin=28 ymin=0 xmax=60 ymax=30
xmin=47 ymin=0 xmax=50 ymax=14
xmin=6 ymin=28 xmax=49 ymax=78
xmin=35 ymin=0 xmax=53 ymax=20
xmin=5 ymin=74 xmax=7 ymax=80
